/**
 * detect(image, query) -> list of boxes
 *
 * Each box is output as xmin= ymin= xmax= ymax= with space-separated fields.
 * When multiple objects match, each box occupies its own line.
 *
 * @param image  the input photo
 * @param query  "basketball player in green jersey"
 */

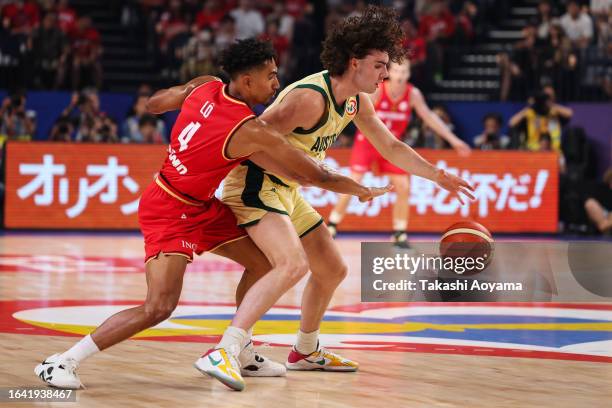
xmin=221 ymin=6 xmax=474 ymax=371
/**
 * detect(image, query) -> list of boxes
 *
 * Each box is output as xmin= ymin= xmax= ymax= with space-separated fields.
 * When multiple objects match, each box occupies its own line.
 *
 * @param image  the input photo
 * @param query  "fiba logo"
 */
xmin=345 ymin=99 xmax=357 ymax=116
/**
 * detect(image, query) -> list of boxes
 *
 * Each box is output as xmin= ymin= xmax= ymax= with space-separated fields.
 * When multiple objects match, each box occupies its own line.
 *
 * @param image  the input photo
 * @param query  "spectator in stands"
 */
xmin=599 ymin=42 xmax=612 ymax=98
xmin=0 ymin=13 xmax=29 ymax=90
xmin=455 ymin=1 xmax=478 ymax=44
xmin=179 ymin=28 xmax=216 ymax=83
xmin=49 ymin=118 xmax=73 ymax=142
xmin=559 ymin=0 xmax=594 ymax=49
xmin=584 ymin=167 xmax=612 ymax=234
xmin=193 ymin=0 xmax=227 ymax=31
xmin=122 ymin=92 xmax=166 ymax=143
xmin=69 ymin=16 xmax=102 ymax=90
xmin=538 ymin=132 xmax=566 ymax=173
xmin=58 ymin=89 xmax=102 ymax=141
xmin=418 ymin=0 xmax=456 ymax=81
xmin=56 ymin=0 xmax=76 ymax=34
xmin=29 ymin=11 xmax=68 ymax=89
xmin=509 ymin=90 xmax=573 ymax=152
xmin=138 ymin=114 xmax=165 ymax=144
xmin=498 ymin=23 xmax=544 ymax=101
xmin=1 ymin=0 xmax=40 ymax=35
xmin=542 ymin=24 xmax=579 ymax=101
xmin=230 ymin=0 xmax=264 ymax=40
xmin=268 ymin=0 xmax=294 ymax=43
xmin=213 ymin=14 xmax=236 ymax=55
xmin=535 ymin=0 xmax=556 ymax=40
xmin=473 ymin=113 xmax=510 ymax=150
xmin=593 ymin=8 xmax=611 ymax=51
xmin=155 ymin=0 xmax=189 ymax=78
xmin=259 ymin=19 xmax=289 ymax=79
xmin=0 ymin=91 xmax=36 ymax=141
xmin=402 ymin=18 xmax=427 ymax=88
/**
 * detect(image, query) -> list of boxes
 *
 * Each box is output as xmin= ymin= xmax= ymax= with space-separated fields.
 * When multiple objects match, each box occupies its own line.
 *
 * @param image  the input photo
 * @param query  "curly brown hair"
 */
xmin=320 ymin=5 xmax=405 ymax=77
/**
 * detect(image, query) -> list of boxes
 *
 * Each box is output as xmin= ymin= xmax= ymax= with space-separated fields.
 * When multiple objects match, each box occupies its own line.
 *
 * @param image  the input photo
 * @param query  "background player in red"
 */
xmin=327 ymin=59 xmax=471 ymax=248
xmin=35 ymin=39 xmax=390 ymax=391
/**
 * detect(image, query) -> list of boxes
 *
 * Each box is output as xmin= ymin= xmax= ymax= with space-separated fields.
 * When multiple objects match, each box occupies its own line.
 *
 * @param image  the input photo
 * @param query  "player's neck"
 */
xmin=387 ymin=81 xmax=407 ymax=99
xmin=329 ymin=74 xmax=358 ymax=106
xmin=226 ymin=83 xmax=253 ymax=107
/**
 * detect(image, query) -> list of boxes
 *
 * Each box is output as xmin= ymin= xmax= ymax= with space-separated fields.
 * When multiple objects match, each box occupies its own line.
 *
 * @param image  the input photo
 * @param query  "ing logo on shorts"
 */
xmin=2 ymin=301 xmax=611 ymax=362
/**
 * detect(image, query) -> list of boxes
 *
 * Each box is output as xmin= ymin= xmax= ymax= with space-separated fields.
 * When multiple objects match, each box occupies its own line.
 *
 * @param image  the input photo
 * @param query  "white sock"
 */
xmin=393 ymin=218 xmax=407 ymax=231
xmin=217 ymin=326 xmax=248 ymax=354
xmin=329 ymin=210 xmax=343 ymax=224
xmin=243 ymin=328 xmax=254 ymax=350
xmin=295 ymin=329 xmax=319 ymax=355
xmin=61 ymin=334 xmax=100 ymax=364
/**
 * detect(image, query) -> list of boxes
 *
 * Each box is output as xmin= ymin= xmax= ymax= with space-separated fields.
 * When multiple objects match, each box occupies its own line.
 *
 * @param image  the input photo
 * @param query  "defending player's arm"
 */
xmin=146 ymin=75 xmax=220 ymax=114
xmin=228 ymin=117 xmax=391 ymax=202
xmin=411 ymin=87 xmax=471 ymax=156
xmin=354 ymin=93 xmax=474 ymax=204
xmin=246 ymin=88 xmax=332 ymax=181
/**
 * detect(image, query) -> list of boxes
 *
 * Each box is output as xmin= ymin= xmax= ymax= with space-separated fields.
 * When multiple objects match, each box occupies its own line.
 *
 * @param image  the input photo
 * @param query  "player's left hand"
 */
xmin=359 ymin=184 xmax=394 ymax=202
xmin=435 ymin=169 xmax=474 ymax=205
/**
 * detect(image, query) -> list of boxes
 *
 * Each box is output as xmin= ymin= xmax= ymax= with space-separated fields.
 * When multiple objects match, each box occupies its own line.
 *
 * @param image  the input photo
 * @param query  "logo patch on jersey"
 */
xmin=345 ymin=99 xmax=357 ymax=116
xmin=399 ymin=101 xmax=409 ymax=112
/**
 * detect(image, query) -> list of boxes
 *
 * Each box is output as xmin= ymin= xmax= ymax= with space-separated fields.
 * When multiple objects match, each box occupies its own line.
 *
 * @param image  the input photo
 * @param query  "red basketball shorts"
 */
xmin=138 ymin=180 xmax=247 ymax=263
xmin=349 ymin=134 xmax=406 ymax=175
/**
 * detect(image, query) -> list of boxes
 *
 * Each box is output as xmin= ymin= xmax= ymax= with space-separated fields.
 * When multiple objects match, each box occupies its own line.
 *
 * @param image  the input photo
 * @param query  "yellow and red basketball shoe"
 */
xmin=285 ymin=345 xmax=359 ymax=372
xmin=194 ymin=347 xmax=245 ymax=391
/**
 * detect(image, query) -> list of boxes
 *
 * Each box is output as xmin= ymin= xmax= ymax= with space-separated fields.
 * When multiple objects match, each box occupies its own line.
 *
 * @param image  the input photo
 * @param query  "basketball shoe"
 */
xmin=286 ymin=344 xmax=358 ymax=371
xmin=392 ymin=231 xmax=412 ymax=250
xmin=239 ymin=341 xmax=286 ymax=377
xmin=194 ymin=346 xmax=245 ymax=391
xmin=34 ymin=353 xmax=83 ymax=389
xmin=327 ymin=222 xmax=338 ymax=238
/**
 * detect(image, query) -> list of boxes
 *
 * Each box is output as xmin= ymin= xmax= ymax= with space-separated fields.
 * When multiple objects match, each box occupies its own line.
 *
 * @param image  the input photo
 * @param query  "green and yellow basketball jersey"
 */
xmin=265 ymin=70 xmax=359 ymax=186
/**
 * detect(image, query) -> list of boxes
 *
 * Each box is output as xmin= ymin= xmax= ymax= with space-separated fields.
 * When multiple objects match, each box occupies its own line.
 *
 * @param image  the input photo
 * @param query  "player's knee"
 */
xmin=329 ymin=260 xmax=349 ymax=284
xmin=394 ymin=180 xmax=410 ymax=195
xmin=144 ymin=299 xmax=177 ymax=324
xmin=276 ymin=253 xmax=309 ymax=284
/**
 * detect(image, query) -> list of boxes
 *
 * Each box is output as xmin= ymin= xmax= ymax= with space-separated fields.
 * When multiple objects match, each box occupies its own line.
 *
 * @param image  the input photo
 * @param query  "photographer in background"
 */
xmin=584 ymin=168 xmax=612 ymax=234
xmin=473 ymin=112 xmax=510 ymax=150
xmin=508 ymin=89 xmax=573 ymax=151
xmin=0 ymin=92 xmax=37 ymax=143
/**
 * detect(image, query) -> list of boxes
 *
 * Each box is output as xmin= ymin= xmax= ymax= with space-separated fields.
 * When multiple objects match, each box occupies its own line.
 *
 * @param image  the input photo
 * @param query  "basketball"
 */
xmin=439 ymin=221 xmax=494 ymax=275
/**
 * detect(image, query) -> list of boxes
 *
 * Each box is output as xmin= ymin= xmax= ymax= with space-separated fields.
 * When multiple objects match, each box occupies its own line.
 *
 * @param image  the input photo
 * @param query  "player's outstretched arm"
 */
xmin=355 ymin=94 xmax=474 ymax=204
xmin=146 ymin=75 xmax=219 ymax=114
xmin=411 ymin=87 xmax=471 ymax=156
xmin=227 ymin=118 xmax=391 ymax=201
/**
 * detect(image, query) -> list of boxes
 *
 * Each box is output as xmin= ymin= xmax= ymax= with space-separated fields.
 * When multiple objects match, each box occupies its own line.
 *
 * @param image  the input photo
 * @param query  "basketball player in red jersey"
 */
xmin=35 ymin=39 xmax=390 ymax=391
xmin=327 ymin=59 xmax=471 ymax=248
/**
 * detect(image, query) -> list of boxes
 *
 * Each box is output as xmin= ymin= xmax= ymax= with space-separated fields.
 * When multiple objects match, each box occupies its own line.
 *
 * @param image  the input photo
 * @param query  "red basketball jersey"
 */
xmin=159 ymin=79 xmax=255 ymax=201
xmin=375 ymin=81 xmax=413 ymax=139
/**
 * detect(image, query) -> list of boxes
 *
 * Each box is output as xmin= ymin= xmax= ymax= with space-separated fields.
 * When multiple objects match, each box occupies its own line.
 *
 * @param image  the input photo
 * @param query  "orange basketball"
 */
xmin=439 ymin=221 xmax=494 ymax=275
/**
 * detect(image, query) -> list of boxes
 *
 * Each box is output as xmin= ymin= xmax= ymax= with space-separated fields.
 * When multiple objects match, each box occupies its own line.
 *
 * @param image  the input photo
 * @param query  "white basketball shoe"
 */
xmin=194 ymin=346 xmax=245 ymax=391
xmin=35 ymin=353 xmax=83 ymax=389
xmin=238 ymin=341 xmax=286 ymax=377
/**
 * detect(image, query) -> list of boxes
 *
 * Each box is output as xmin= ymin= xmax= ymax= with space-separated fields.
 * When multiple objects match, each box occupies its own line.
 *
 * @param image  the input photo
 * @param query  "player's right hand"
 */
xmin=359 ymin=184 xmax=394 ymax=202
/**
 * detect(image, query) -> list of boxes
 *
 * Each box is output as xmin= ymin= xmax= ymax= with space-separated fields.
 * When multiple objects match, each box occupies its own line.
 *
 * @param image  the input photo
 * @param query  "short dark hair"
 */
xmin=483 ymin=112 xmax=502 ymax=126
xmin=139 ymin=114 xmax=158 ymax=128
xmin=219 ymin=38 xmax=276 ymax=79
xmin=321 ymin=5 xmax=405 ymax=76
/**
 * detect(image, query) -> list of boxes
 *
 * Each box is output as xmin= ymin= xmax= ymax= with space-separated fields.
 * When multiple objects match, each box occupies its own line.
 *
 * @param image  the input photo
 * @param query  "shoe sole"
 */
xmin=241 ymin=369 xmax=287 ymax=377
xmin=285 ymin=363 xmax=358 ymax=372
xmin=194 ymin=362 xmax=245 ymax=391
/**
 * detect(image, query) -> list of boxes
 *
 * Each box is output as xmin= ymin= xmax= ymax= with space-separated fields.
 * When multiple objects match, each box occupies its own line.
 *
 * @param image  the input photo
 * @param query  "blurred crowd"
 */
xmin=497 ymin=0 xmax=611 ymax=101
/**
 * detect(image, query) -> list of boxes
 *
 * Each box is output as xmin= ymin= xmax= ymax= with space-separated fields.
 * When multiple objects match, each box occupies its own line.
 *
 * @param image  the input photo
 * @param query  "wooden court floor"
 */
xmin=0 ymin=233 xmax=610 ymax=407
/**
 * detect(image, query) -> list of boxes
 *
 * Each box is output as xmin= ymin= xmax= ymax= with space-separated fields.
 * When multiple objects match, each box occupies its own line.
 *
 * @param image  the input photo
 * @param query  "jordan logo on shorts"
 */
xmin=181 ymin=214 xmax=187 ymax=219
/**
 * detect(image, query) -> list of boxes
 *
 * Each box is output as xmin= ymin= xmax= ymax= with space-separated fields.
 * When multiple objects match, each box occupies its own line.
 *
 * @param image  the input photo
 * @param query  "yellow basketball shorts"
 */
xmin=222 ymin=161 xmax=323 ymax=237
